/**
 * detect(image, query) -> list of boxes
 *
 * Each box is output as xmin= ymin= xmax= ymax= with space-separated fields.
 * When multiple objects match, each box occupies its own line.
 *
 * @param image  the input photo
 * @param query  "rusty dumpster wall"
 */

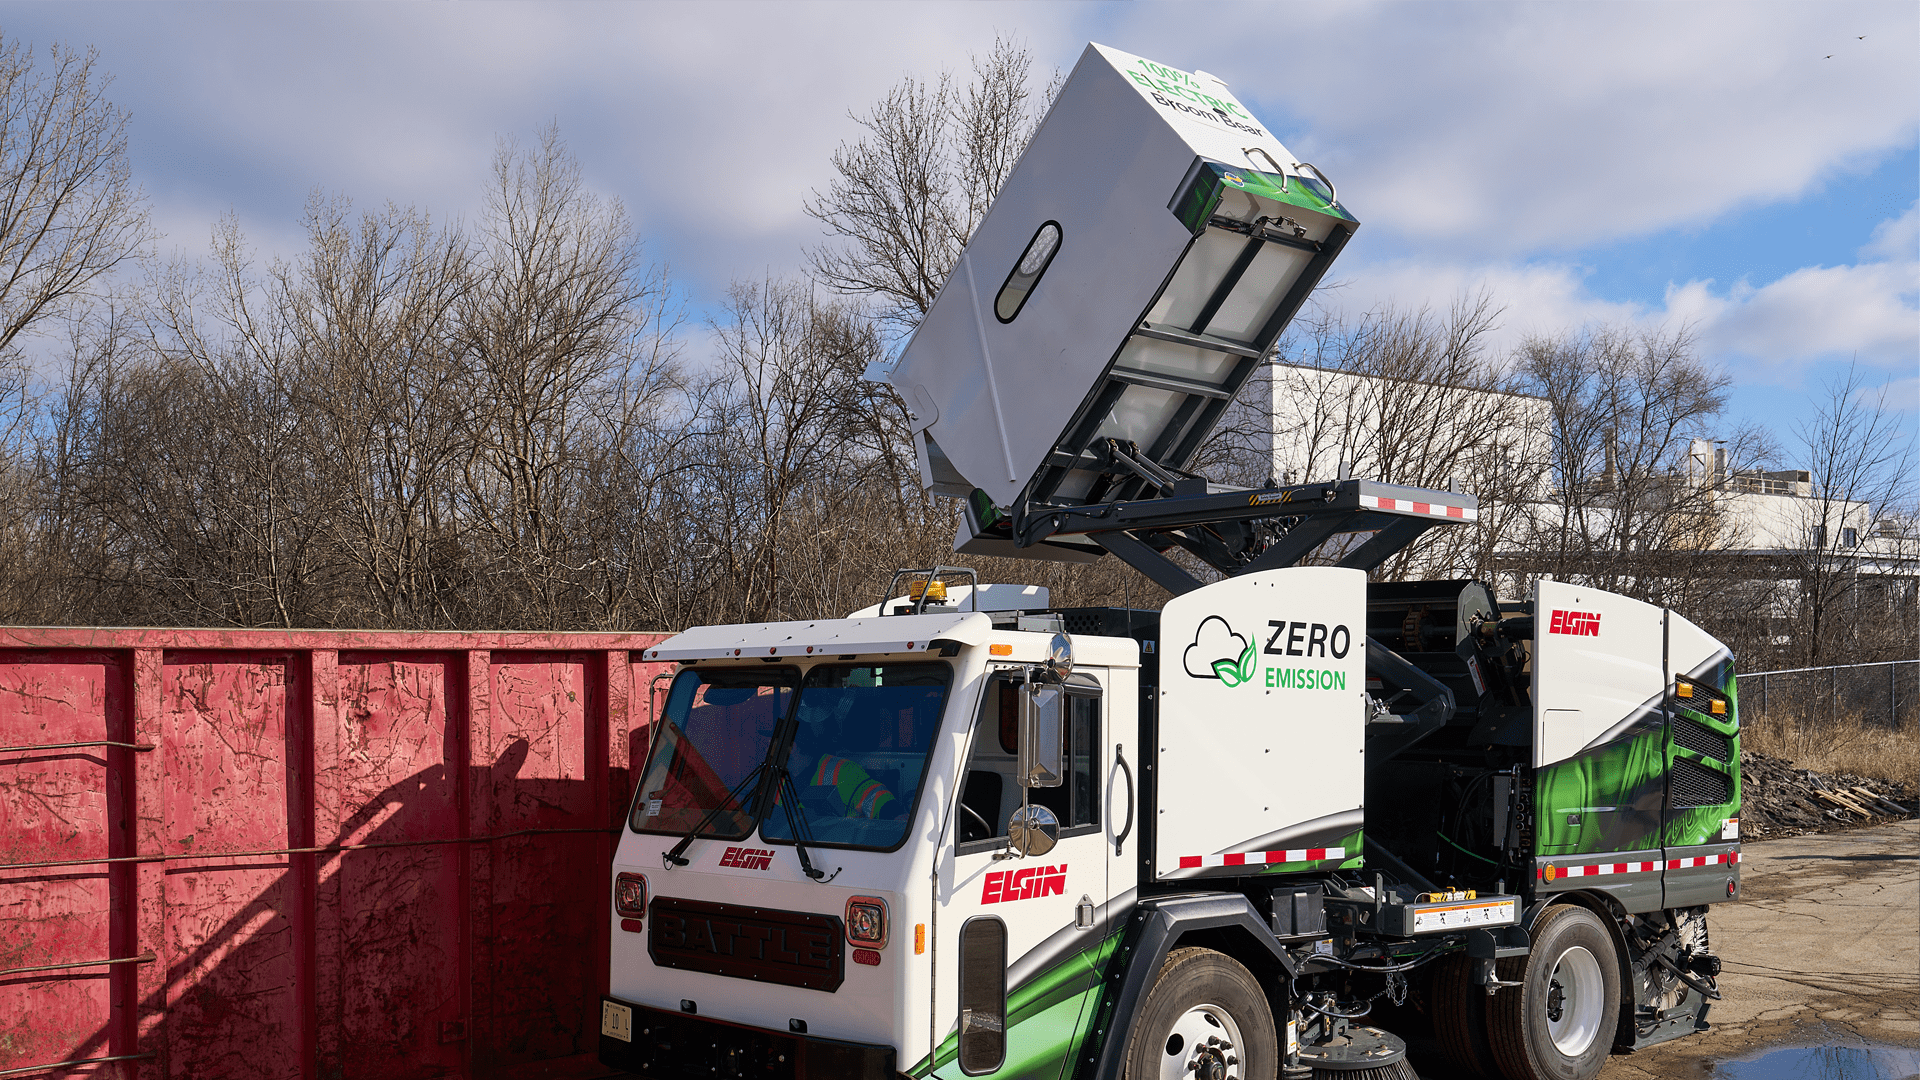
xmin=0 ymin=628 xmax=675 ymax=1080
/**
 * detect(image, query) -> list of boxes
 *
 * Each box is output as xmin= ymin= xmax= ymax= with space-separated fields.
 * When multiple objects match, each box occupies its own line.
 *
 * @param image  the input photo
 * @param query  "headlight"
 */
xmin=615 ymin=872 xmax=648 ymax=920
xmin=846 ymin=896 xmax=888 ymax=948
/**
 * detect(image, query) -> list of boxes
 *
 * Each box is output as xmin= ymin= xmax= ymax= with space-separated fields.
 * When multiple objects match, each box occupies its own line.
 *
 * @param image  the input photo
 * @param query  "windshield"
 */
xmin=762 ymin=662 xmax=951 ymax=851
xmin=630 ymin=667 xmax=797 ymax=837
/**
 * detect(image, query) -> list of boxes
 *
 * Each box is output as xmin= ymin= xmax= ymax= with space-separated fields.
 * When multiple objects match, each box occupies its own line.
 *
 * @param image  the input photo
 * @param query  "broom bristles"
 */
xmin=1308 ymin=1060 xmax=1422 ymax=1080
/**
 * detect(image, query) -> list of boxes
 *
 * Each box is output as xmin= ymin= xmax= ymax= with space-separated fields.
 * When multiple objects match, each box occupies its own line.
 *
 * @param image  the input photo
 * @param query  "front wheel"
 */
xmin=1122 ymin=947 xmax=1277 ymax=1080
xmin=1489 ymin=904 xmax=1622 ymax=1080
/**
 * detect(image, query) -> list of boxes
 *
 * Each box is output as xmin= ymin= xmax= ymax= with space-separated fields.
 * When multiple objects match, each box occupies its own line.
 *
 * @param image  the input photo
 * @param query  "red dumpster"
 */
xmin=0 ymin=627 xmax=674 ymax=1080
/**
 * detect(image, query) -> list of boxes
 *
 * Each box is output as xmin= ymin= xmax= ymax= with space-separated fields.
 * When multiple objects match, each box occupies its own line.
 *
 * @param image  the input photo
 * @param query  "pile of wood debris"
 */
xmin=1738 ymin=749 xmax=1915 ymax=840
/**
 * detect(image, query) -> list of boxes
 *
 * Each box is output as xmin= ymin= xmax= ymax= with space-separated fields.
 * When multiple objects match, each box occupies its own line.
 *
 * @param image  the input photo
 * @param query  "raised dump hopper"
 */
xmin=884 ymin=43 xmax=1360 ymax=547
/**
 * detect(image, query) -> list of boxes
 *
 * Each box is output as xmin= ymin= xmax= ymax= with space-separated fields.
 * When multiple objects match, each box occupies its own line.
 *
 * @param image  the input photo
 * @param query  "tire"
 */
xmin=1121 ymin=947 xmax=1277 ymax=1080
xmin=1429 ymin=952 xmax=1501 ymax=1079
xmin=1489 ymin=904 xmax=1622 ymax=1080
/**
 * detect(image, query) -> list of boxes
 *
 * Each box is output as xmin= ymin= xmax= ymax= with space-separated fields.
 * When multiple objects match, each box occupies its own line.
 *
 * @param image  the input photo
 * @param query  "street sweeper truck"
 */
xmin=596 ymin=42 xmax=1742 ymax=1080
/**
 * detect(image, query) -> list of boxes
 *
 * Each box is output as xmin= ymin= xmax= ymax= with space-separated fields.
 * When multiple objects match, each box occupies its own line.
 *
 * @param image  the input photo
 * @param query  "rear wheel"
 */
xmin=1489 ymin=904 xmax=1622 ymax=1080
xmin=1122 ymin=947 xmax=1277 ymax=1080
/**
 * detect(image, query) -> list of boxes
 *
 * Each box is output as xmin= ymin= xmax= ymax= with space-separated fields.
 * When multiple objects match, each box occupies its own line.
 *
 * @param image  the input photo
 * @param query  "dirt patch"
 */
xmin=1596 ymin=821 xmax=1920 ymax=1079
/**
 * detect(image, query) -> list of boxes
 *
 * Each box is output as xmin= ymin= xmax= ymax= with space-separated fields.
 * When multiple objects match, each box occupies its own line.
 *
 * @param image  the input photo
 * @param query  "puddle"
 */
xmin=1713 ymin=1042 xmax=1920 ymax=1080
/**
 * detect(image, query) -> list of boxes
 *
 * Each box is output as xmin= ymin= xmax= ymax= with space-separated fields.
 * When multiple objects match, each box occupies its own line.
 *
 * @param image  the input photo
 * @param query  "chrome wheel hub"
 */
xmin=1545 ymin=945 xmax=1606 ymax=1057
xmin=1158 ymin=1003 xmax=1244 ymax=1080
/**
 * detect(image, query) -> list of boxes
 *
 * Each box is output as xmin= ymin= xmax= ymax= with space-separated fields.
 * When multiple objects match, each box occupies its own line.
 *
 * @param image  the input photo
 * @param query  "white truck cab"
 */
xmin=600 ymin=597 xmax=1143 ymax=1079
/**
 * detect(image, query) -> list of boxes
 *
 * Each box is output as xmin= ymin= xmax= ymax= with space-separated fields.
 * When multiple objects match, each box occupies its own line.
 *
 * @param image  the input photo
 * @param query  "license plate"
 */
xmin=601 ymin=1000 xmax=633 ymax=1042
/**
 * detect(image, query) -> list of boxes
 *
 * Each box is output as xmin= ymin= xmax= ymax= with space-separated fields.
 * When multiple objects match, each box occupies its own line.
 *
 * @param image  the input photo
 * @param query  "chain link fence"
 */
xmin=1744 ymin=660 xmax=1918 ymax=729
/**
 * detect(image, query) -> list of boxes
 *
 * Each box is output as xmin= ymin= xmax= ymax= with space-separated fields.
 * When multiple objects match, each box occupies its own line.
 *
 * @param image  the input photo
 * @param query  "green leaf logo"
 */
xmin=1212 ymin=643 xmax=1259 ymax=688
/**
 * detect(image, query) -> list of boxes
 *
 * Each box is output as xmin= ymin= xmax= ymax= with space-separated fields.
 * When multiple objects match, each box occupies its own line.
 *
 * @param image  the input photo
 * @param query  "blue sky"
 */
xmin=4 ymin=1 xmax=1915 ymax=464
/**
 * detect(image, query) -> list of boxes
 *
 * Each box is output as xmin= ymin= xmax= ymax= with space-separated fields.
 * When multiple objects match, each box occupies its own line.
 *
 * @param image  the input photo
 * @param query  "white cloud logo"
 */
xmin=1183 ymin=615 xmax=1256 ymax=686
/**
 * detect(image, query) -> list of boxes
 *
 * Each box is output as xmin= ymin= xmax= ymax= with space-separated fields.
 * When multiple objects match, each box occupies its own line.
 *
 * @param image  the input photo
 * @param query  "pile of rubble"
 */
xmin=1739 ymin=750 xmax=1915 ymax=839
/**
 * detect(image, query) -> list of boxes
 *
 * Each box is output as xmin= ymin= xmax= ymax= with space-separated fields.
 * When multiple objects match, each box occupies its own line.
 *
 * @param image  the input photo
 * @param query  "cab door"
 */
xmin=930 ymin=671 xmax=1111 ymax=1080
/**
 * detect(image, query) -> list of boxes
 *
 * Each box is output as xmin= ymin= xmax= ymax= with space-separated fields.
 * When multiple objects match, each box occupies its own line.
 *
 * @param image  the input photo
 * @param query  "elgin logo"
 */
xmin=1548 ymin=610 xmax=1601 ymax=637
xmin=982 ymin=864 xmax=1067 ymax=904
xmin=718 ymin=846 xmax=774 ymax=871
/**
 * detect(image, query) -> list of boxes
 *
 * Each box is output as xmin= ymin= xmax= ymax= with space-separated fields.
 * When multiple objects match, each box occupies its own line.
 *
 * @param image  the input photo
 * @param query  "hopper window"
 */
xmin=994 ymin=221 xmax=1061 ymax=322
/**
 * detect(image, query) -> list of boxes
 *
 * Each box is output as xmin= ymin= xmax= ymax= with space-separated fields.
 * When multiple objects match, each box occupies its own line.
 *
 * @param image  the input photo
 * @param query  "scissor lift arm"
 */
xmin=1011 ymin=476 xmax=1478 ymax=596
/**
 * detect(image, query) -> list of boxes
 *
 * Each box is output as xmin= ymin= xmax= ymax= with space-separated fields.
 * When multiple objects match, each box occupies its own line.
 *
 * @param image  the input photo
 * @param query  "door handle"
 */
xmin=1113 ymin=744 xmax=1135 ymax=857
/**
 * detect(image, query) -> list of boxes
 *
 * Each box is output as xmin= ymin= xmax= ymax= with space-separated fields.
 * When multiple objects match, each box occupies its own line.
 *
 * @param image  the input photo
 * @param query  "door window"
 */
xmin=956 ymin=674 xmax=1100 ymax=853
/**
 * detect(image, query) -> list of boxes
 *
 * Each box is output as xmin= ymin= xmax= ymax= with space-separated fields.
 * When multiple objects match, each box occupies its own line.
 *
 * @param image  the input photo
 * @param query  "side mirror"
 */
xmin=1017 ymin=683 xmax=1064 ymax=789
xmin=1006 ymin=804 xmax=1059 ymax=857
xmin=1041 ymin=632 xmax=1073 ymax=683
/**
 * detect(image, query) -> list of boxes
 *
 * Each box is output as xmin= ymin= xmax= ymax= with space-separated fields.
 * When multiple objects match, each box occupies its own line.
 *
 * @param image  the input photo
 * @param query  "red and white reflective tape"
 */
xmin=1666 ymin=852 xmax=1742 ymax=870
xmin=1538 ymin=860 xmax=1661 ymax=880
xmin=1538 ymin=851 xmax=1739 ymax=881
xmin=1179 ymin=846 xmax=1344 ymax=870
xmin=1358 ymin=494 xmax=1475 ymax=521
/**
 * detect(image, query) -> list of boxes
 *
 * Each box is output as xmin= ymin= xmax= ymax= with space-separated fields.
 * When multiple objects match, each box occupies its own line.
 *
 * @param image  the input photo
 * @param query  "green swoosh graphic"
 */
xmin=907 ymin=932 xmax=1124 ymax=1078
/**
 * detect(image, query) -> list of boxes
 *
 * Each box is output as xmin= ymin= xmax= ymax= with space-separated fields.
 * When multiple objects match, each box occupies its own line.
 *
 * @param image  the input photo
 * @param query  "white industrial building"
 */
xmin=1262 ymin=366 xmax=1919 ymax=632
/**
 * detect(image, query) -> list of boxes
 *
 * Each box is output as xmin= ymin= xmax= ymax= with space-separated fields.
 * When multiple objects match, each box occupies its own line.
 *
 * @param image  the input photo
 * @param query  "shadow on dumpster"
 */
xmin=48 ymin=726 xmax=647 ymax=1080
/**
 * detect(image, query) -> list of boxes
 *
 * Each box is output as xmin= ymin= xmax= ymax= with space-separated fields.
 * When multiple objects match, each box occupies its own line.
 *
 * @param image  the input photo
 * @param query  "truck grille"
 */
xmin=649 ymin=897 xmax=844 ymax=992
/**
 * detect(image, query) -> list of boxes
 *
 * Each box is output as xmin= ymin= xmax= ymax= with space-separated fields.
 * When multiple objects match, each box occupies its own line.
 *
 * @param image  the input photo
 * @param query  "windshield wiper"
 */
xmin=773 ymin=765 xmax=840 ymax=883
xmin=662 ymin=763 xmax=768 ymax=869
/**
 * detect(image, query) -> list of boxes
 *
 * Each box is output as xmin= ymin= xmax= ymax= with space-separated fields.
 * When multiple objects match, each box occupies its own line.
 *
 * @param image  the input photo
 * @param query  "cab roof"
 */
xmin=644 ymin=612 xmax=996 ymax=663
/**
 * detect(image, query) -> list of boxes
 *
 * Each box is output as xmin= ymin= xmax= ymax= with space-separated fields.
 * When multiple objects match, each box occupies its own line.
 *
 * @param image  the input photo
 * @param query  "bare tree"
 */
xmin=1206 ymin=295 xmax=1549 ymax=582
xmin=456 ymin=125 xmax=679 ymax=627
xmin=805 ymin=36 xmax=1056 ymax=335
xmin=1770 ymin=365 xmax=1916 ymax=667
xmin=692 ymin=279 xmax=878 ymax=621
xmin=102 ymin=217 xmax=335 ymax=627
xmin=0 ymin=347 xmax=37 ymax=616
xmin=0 ymin=37 xmax=152 ymax=355
xmin=279 ymin=194 xmax=473 ymax=627
xmin=1507 ymin=324 xmax=1762 ymax=612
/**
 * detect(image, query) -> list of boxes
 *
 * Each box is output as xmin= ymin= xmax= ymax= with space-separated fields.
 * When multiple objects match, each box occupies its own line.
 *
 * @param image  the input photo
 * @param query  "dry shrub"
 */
xmin=1742 ymin=712 xmax=1920 ymax=788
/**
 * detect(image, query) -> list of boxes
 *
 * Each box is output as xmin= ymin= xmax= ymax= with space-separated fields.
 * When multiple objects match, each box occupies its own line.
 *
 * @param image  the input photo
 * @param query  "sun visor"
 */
xmin=885 ymin=42 xmax=1359 ymax=526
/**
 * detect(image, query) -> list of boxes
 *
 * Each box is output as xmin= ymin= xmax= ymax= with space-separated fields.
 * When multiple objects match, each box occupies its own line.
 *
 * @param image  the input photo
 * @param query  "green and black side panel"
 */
xmin=1528 ymin=583 xmax=1740 ymax=911
xmin=1660 ymin=612 xmax=1742 ymax=907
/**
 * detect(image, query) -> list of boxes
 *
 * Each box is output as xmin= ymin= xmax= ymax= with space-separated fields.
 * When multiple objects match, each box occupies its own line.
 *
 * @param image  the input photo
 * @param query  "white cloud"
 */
xmin=1104 ymin=2 xmax=1920 ymax=254
xmin=1308 ymin=242 xmax=1915 ymax=387
xmin=1308 ymin=259 xmax=1645 ymax=358
xmin=33 ymin=2 xmax=1907 ymax=284
xmin=3 ymin=0 xmax=1912 ymax=372
xmin=10 ymin=4 xmax=1081 ymax=294
xmin=1861 ymin=201 xmax=1919 ymax=262
xmin=1673 ymin=260 xmax=1919 ymax=374
xmin=1875 ymin=374 xmax=1920 ymax=420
